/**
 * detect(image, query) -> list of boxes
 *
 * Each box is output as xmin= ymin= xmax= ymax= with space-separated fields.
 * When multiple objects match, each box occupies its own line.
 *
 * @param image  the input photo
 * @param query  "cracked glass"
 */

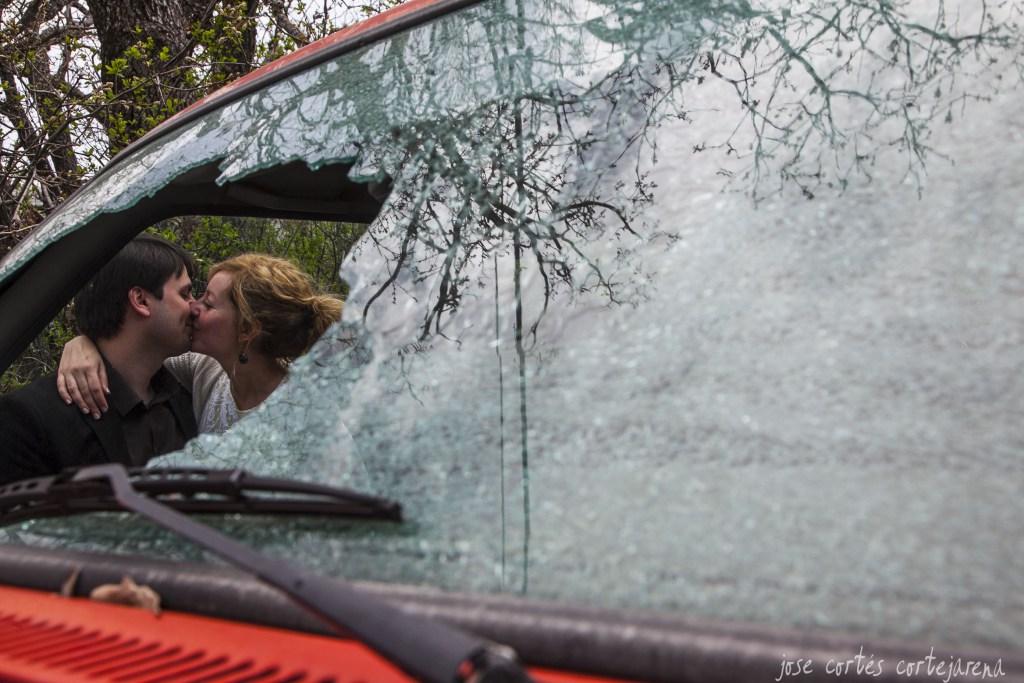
xmin=3 ymin=0 xmax=1024 ymax=651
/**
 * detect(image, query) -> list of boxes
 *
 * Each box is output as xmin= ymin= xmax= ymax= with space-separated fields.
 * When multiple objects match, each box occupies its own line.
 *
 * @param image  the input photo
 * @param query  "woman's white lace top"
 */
xmin=164 ymin=352 xmax=254 ymax=434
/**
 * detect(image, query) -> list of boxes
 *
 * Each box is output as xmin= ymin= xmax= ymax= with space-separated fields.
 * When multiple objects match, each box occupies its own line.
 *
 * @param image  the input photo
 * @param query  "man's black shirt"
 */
xmin=0 ymin=363 xmax=197 ymax=485
xmin=106 ymin=363 xmax=190 ymax=467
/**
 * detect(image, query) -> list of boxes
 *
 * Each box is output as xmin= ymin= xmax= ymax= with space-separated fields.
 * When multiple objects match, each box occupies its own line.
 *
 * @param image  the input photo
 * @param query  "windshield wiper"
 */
xmin=0 ymin=466 xmax=402 ymax=525
xmin=0 ymin=464 xmax=530 ymax=682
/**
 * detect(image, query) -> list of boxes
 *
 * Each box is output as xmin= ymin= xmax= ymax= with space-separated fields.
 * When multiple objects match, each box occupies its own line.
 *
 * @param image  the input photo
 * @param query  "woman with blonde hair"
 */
xmin=58 ymin=253 xmax=343 ymax=433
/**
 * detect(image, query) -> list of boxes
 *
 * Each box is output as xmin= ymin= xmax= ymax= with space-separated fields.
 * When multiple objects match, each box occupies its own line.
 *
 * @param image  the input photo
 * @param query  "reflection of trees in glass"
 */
xmin=363 ymin=101 xmax=659 ymax=342
xmin=339 ymin=0 xmax=1021 ymax=591
xmin=356 ymin=0 xmax=1022 ymax=331
xmin=687 ymin=0 xmax=1024 ymax=199
xmin=357 ymin=1 xmax=682 ymax=591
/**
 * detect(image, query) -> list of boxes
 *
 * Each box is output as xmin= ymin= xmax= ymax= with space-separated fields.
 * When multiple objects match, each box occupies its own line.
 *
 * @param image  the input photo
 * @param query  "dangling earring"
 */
xmin=238 ymin=351 xmax=249 ymax=364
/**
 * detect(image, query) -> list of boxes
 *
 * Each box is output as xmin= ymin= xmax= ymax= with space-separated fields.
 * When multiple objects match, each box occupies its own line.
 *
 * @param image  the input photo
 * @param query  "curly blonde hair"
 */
xmin=209 ymin=254 xmax=342 ymax=365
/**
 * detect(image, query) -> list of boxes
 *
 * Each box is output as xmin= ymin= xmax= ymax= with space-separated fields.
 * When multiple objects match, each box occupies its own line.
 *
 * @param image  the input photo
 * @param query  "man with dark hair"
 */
xmin=0 ymin=234 xmax=199 ymax=485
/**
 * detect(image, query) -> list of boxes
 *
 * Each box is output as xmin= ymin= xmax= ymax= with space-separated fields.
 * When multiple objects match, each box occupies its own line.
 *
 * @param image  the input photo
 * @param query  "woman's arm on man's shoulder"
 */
xmin=57 ymin=335 xmax=107 ymax=418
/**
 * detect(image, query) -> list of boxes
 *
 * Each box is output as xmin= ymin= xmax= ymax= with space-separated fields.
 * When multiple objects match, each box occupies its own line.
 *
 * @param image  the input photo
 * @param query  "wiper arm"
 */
xmin=0 ymin=466 xmax=401 ymax=525
xmin=0 ymin=464 xmax=530 ymax=683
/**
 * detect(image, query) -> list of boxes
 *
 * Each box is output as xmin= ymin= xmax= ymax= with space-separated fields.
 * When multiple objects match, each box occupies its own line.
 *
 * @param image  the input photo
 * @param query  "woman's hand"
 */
xmin=57 ymin=335 xmax=108 ymax=419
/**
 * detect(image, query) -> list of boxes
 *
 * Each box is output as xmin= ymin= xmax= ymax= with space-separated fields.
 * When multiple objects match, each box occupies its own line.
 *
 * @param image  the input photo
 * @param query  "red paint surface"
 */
xmin=0 ymin=584 xmax=635 ymax=682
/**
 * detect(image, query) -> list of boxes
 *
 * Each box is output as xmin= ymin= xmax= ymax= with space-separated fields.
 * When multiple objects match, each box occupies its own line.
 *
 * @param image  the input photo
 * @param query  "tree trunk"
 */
xmin=86 ymin=0 xmax=199 ymax=153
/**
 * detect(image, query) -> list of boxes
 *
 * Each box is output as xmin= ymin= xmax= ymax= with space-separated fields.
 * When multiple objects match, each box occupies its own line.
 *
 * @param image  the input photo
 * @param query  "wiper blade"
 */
xmin=0 ymin=466 xmax=401 ymax=525
xmin=0 ymin=464 xmax=530 ymax=682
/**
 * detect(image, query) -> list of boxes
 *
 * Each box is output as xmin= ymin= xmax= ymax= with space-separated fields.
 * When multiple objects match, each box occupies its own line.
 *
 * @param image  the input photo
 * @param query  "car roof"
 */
xmin=100 ymin=0 xmax=482 ymax=182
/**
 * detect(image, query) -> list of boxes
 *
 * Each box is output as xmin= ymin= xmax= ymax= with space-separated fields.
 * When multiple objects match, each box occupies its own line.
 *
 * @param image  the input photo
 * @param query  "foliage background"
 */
xmin=0 ymin=0 xmax=396 ymax=391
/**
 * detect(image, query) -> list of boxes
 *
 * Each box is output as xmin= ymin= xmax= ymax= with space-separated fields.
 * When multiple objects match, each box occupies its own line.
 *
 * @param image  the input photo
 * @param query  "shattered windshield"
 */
xmin=4 ymin=0 xmax=1024 ymax=651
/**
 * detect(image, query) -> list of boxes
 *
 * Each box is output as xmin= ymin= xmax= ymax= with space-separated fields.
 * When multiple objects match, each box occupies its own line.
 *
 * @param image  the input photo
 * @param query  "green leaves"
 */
xmin=161 ymin=216 xmax=367 ymax=297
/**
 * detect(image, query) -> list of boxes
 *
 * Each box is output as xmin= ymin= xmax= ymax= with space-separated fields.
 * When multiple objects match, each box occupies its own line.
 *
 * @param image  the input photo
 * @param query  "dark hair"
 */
xmin=75 ymin=233 xmax=196 ymax=340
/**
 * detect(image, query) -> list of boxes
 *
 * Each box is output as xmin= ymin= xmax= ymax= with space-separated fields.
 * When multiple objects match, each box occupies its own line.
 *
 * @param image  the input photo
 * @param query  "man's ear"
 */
xmin=127 ymin=286 xmax=152 ymax=318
